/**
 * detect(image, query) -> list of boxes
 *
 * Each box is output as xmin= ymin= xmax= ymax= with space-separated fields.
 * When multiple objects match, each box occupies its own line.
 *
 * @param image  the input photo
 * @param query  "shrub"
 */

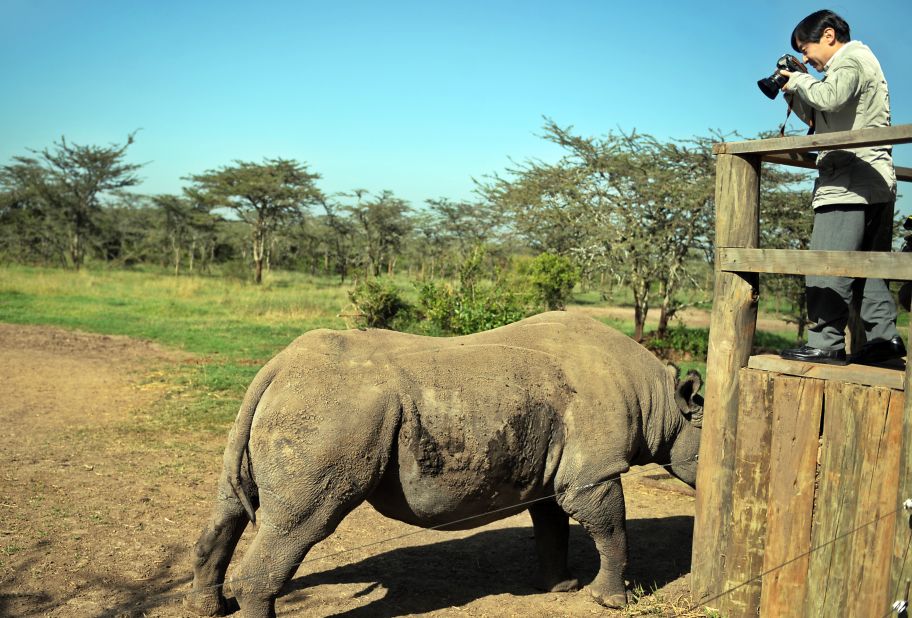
xmin=525 ymin=253 xmax=580 ymax=310
xmin=646 ymin=326 xmax=709 ymax=360
xmin=347 ymin=279 xmax=412 ymax=329
xmin=417 ymin=279 xmax=528 ymax=335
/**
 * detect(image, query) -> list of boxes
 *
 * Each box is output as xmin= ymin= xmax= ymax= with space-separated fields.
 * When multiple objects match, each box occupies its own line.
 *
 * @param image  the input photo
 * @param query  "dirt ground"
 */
xmin=0 ymin=323 xmax=697 ymax=617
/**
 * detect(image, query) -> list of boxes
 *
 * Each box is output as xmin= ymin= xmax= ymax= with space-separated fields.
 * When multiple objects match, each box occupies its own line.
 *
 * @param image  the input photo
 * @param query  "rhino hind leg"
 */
xmin=187 ymin=478 xmax=252 ymax=616
xmin=563 ymin=479 xmax=628 ymax=608
xmin=229 ymin=483 xmax=372 ymax=618
xmin=529 ymin=500 xmax=579 ymax=592
xmin=228 ymin=523 xmax=317 ymax=618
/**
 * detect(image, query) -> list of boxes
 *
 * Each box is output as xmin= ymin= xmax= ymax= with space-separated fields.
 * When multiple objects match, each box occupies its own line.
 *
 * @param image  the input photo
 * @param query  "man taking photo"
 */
xmin=777 ymin=9 xmax=903 ymax=366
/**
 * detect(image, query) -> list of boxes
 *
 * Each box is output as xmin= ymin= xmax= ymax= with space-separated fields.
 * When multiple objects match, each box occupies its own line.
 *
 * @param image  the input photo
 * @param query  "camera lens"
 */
xmin=757 ymin=74 xmax=785 ymax=99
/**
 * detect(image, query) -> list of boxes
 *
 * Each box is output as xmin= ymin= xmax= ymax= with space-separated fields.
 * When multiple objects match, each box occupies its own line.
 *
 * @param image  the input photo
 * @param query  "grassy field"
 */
xmin=0 ymin=265 xmax=356 ymax=429
xmin=0 ymin=264 xmax=720 ymax=431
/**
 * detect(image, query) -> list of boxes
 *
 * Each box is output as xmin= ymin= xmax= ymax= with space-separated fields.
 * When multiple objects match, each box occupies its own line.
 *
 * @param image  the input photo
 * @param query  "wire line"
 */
xmin=188 ymin=455 xmax=697 ymax=597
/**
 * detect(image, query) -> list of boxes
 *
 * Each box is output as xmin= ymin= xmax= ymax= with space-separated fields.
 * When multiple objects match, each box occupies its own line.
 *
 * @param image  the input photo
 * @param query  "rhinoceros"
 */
xmin=187 ymin=311 xmax=702 ymax=617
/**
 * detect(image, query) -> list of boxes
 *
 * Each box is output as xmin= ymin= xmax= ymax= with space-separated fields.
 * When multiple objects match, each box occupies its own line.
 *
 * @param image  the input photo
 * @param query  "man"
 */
xmin=777 ymin=9 xmax=904 ymax=366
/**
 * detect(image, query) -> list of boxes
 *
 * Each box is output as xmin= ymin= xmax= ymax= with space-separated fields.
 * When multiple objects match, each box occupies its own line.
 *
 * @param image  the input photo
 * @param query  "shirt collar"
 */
xmin=824 ymin=40 xmax=858 ymax=71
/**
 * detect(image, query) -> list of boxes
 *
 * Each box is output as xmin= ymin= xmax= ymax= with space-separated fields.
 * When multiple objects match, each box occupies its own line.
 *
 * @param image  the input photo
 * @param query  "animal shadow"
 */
xmin=277 ymin=515 xmax=693 ymax=616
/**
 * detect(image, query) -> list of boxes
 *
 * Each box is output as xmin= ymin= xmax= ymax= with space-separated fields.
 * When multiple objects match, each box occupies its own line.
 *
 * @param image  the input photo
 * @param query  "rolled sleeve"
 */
xmin=790 ymin=64 xmax=861 ymax=112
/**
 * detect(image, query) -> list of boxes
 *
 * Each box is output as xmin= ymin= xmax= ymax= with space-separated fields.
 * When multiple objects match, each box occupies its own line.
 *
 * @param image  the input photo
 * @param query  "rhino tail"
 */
xmin=225 ymin=361 xmax=280 ymax=525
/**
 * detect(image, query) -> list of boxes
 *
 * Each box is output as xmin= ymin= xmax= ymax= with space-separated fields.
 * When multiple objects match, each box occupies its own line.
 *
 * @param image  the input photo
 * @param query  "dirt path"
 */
xmin=567 ymin=305 xmax=795 ymax=334
xmin=0 ymin=324 xmax=697 ymax=617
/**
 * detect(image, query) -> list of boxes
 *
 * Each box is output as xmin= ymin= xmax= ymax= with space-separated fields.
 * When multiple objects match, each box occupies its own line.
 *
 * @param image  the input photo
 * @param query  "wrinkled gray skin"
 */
xmin=187 ymin=312 xmax=702 ymax=617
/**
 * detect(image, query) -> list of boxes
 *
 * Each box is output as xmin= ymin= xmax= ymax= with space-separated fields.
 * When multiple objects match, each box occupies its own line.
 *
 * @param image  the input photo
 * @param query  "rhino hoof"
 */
xmin=587 ymin=587 xmax=627 ymax=609
xmin=184 ymin=592 xmax=239 ymax=616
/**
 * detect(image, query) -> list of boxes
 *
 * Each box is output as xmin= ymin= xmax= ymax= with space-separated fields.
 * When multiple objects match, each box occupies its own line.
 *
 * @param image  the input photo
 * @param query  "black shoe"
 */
xmin=849 ymin=336 xmax=907 ymax=365
xmin=779 ymin=345 xmax=847 ymax=366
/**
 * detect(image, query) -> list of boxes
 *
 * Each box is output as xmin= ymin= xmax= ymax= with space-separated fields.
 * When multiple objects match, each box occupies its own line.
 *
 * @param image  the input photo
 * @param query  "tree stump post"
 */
xmin=691 ymin=152 xmax=760 ymax=605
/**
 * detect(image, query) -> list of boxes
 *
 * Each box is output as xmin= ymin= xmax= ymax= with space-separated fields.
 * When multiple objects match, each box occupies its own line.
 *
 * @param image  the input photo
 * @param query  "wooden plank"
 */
xmin=759 ymin=375 xmax=824 ymax=617
xmin=718 ymin=248 xmax=912 ymax=281
xmin=847 ymin=388 xmax=902 ymax=616
xmin=762 ymin=153 xmax=912 ymax=183
xmin=891 ymin=321 xmax=912 ymax=602
xmin=720 ymin=369 xmax=773 ymax=616
xmin=714 ymin=124 xmax=912 ymax=156
xmin=747 ymin=354 xmax=905 ymax=390
xmin=806 ymin=382 xmax=866 ymax=615
xmin=692 ymin=153 xmax=761 ymax=605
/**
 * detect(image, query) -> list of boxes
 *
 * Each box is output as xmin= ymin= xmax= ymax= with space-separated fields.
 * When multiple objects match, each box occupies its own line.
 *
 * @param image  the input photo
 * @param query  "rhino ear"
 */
xmin=675 ymin=369 xmax=704 ymax=426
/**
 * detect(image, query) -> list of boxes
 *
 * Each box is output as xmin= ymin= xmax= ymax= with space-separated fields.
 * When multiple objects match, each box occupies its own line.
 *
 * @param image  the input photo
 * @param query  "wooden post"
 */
xmin=720 ymin=369 xmax=773 ymax=616
xmin=691 ymin=153 xmax=760 ymax=604
xmin=846 ymin=388 xmax=901 ymax=617
xmin=890 ymin=321 xmax=912 ymax=606
xmin=759 ymin=375 xmax=824 ymax=616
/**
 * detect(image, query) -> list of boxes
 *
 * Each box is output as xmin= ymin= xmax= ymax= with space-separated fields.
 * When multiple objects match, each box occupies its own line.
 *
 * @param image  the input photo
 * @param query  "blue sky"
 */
xmin=2 ymin=0 xmax=911 ymax=212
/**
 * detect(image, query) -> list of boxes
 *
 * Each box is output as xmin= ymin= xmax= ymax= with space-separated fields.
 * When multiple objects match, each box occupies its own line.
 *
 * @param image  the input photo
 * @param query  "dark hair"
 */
xmin=791 ymin=10 xmax=851 ymax=52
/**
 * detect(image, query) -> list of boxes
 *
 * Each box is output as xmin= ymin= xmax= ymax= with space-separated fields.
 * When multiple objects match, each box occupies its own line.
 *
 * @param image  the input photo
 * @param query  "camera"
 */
xmin=757 ymin=54 xmax=808 ymax=99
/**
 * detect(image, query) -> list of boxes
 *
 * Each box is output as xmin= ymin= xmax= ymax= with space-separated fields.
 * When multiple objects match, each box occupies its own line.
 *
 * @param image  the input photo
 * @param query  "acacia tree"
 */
xmin=0 ymin=134 xmax=142 ymax=268
xmin=481 ymin=120 xmax=717 ymax=341
xmin=344 ymin=190 xmax=412 ymax=277
xmin=151 ymin=193 xmax=220 ymax=275
xmin=187 ymin=159 xmax=323 ymax=283
xmin=0 ymin=163 xmax=61 ymax=264
xmin=319 ymin=198 xmax=358 ymax=283
xmin=416 ymin=198 xmax=504 ymax=278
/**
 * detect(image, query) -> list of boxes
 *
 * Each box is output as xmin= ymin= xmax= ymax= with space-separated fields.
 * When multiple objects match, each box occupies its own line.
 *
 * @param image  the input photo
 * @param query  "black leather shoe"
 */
xmin=779 ymin=345 xmax=847 ymax=365
xmin=849 ymin=336 xmax=907 ymax=365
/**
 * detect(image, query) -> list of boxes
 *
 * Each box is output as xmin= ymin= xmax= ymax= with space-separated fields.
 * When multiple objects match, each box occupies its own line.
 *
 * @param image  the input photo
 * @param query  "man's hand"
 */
xmin=779 ymin=70 xmax=794 ymax=91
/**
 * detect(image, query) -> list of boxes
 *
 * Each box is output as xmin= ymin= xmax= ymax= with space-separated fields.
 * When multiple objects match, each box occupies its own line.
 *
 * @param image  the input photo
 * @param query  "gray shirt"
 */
xmin=784 ymin=40 xmax=896 ymax=208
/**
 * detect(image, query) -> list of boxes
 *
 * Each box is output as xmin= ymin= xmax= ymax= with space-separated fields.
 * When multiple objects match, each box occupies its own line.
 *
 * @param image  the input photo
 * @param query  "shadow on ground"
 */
xmin=273 ymin=515 xmax=693 ymax=617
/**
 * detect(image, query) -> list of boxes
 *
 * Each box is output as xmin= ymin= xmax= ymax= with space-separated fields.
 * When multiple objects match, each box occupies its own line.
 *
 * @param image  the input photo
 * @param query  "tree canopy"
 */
xmin=186 ymin=158 xmax=323 ymax=283
xmin=0 ymin=134 xmax=142 ymax=268
xmin=480 ymin=120 xmax=718 ymax=340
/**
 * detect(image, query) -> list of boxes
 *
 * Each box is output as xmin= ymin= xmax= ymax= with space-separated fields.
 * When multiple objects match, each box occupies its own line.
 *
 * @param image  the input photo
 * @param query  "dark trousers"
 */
xmin=806 ymin=203 xmax=899 ymax=351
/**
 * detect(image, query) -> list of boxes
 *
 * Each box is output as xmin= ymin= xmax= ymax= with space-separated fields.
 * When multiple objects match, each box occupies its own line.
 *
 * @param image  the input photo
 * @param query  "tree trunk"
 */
xmin=632 ymin=278 xmax=649 ymax=342
xmin=252 ymin=232 xmax=265 ymax=285
xmin=69 ymin=232 xmax=82 ymax=270
xmin=657 ymin=308 xmax=670 ymax=335
xmin=634 ymin=304 xmax=646 ymax=342
xmin=254 ymin=258 xmax=264 ymax=284
xmin=658 ymin=286 xmax=675 ymax=335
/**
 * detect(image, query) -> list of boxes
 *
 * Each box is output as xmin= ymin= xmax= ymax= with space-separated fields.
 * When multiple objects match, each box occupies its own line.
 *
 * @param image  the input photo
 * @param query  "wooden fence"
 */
xmin=690 ymin=124 xmax=912 ymax=617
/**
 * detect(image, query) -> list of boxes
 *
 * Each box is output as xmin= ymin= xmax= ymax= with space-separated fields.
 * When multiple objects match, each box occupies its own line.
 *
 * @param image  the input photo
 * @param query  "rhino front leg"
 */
xmin=529 ymin=499 xmax=579 ymax=592
xmin=563 ymin=479 xmax=628 ymax=608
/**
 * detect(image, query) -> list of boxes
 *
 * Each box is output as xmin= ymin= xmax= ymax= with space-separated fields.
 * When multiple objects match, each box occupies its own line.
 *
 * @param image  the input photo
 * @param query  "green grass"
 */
xmin=0 ymin=264 xmax=348 ymax=356
xmin=0 ymin=264 xmax=352 ymax=429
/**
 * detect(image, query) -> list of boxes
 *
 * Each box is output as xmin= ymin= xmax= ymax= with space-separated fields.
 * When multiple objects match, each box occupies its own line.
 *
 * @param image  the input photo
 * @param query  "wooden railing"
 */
xmin=690 ymin=124 xmax=912 ymax=613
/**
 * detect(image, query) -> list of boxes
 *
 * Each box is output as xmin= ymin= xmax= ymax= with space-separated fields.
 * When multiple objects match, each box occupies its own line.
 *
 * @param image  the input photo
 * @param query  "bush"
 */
xmin=645 ymin=326 xmax=709 ymax=360
xmin=417 ymin=279 xmax=528 ymax=335
xmin=347 ymin=279 xmax=412 ymax=329
xmin=525 ymin=253 xmax=580 ymax=310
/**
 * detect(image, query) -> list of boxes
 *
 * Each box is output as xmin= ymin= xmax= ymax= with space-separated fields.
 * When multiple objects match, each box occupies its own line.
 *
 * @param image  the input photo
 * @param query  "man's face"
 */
xmin=795 ymin=27 xmax=839 ymax=71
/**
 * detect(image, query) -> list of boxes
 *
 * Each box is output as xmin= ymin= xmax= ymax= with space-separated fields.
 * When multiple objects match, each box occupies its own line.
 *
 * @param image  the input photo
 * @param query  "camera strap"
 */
xmin=778 ymin=107 xmax=793 ymax=137
xmin=779 ymin=103 xmax=816 ymax=137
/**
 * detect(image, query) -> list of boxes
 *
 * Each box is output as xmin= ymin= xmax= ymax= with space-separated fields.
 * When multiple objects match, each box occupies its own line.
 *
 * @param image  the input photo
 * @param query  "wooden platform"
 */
xmin=748 ymin=354 xmax=906 ymax=390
